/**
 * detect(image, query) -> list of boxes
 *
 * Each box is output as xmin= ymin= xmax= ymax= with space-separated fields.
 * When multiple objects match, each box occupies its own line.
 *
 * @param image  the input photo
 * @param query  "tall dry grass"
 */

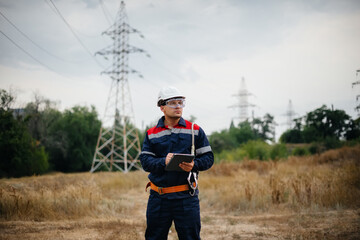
xmin=1 ymin=145 xmax=359 ymax=221
xmin=199 ymin=145 xmax=360 ymax=213
xmin=0 ymin=171 xmax=148 ymax=221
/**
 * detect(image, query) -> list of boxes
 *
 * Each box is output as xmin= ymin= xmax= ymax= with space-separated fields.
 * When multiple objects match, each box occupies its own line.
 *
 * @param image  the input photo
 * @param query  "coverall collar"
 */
xmin=157 ymin=116 xmax=186 ymax=128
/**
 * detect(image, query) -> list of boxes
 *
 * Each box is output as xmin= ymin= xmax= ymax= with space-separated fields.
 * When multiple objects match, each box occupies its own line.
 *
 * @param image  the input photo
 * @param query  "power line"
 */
xmin=142 ymin=55 xmax=186 ymax=83
xmin=0 ymin=9 xmax=72 ymax=63
xmin=98 ymin=0 xmax=114 ymax=25
xmin=44 ymin=0 xmax=58 ymax=16
xmin=44 ymin=0 xmax=101 ymax=39
xmin=46 ymin=0 xmax=104 ymax=68
xmin=138 ymin=37 xmax=188 ymax=82
xmin=0 ymin=30 xmax=55 ymax=72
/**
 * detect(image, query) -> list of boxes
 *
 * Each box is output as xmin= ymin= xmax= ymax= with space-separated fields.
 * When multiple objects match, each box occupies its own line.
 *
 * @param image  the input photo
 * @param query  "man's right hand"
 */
xmin=165 ymin=153 xmax=174 ymax=165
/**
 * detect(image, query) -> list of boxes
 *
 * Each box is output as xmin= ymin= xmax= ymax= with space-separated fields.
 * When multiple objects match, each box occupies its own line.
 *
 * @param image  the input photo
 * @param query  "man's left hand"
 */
xmin=179 ymin=160 xmax=194 ymax=172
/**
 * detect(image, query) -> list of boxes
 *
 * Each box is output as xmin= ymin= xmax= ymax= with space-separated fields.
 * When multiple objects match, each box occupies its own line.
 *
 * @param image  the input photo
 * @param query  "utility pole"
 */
xmin=229 ymin=77 xmax=255 ymax=125
xmin=352 ymin=69 xmax=360 ymax=116
xmin=90 ymin=1 xmax=146 ymax=173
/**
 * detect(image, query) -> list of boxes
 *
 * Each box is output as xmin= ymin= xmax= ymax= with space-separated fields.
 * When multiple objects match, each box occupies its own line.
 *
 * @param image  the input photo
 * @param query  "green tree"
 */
xmin=0 ymin=89 xmax=48 ymax=178
xmin=24 ymin=95 xmax=62 ymax=145
xmin=279 ymin=105 xmax=359 ymax=144
xmin=251 ymin=114 xmax=276 ymax=142
xmin=279 ymin=129 xmax=304 ymax=143
xmin=209 ymin=114 xmax=275 ymax=153
xmin=303 ymin=105 xmax=353 ymax=142
xmin=209 ymin=129 xmax=237 ymax=153
xmin=23 ymin=95 xmax=66 ymax=171
xmin=0 ymin=89 xmax=14 ymax=110
xmin=231 ymin=120 xmax=256 ymax=144
xmin=49 ymin=105 xmax=101 ymax=172
xmin=345 ymin=117 xmax=360 ymax=140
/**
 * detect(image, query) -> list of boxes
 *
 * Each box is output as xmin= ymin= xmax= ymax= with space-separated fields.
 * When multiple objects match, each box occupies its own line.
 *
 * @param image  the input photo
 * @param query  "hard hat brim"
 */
xmin=157 ymin=96 xmax=185 ymax=107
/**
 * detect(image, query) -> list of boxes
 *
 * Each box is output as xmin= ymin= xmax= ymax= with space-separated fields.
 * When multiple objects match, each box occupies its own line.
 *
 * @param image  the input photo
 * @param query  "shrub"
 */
xmin=214 ymin=140 xmax=273 ymax=162
xmin=309 ymin=142 xmax=321 ymax=154
xmin=214 ymin=148 xmax=247 ymax=163
xmin=292 ymin=147 xmax=309 ymax=156
xmin=270 ymin=143 xmax=288 ymax=160
xmin=323 ymin=137 xmax=342 ymax=150
xmin=241 ymin=140 xmax=270 ymax=161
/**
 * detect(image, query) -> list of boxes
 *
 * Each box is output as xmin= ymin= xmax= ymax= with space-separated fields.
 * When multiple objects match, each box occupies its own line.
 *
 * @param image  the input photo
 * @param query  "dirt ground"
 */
xmin=1 ymin=161 xmax=360 ymax=240
xmin=1 ymin=203 xmax=359 ymax=240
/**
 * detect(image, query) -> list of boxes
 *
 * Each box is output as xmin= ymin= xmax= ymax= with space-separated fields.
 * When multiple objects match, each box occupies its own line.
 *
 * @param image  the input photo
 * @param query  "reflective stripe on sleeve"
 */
xmin=196 ymin=146 xmax=212 ymax=155
xmin=141 ymin=151 xmax=156 ymax=156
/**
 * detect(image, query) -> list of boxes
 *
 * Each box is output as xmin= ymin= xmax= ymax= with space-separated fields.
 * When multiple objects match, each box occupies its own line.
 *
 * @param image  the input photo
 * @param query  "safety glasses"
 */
xmin=165 ymin=98 xmax=186 ymax=108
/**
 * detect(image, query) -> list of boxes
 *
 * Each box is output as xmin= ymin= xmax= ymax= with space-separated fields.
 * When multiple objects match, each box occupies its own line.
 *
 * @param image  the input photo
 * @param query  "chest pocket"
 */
xmin=150 ymin=135 xmax=170 ymax=157
xmin=176 ymin=134 xmax=192 ymax=154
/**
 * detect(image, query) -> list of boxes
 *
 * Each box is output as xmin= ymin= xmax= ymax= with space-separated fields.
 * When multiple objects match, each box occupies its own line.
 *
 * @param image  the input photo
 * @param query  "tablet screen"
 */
xmin=165 ymin=153 xmax=194 ymax=172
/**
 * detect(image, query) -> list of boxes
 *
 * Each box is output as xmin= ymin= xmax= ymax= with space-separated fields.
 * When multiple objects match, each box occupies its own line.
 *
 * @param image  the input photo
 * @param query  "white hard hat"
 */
xmin=157 ymin=86 xmax=185 ymax=107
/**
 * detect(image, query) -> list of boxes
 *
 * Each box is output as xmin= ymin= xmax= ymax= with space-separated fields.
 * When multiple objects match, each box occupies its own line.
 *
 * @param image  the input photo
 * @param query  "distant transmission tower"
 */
xmin=229 ymin=77 xmax=255 ymax=124
xmin=284 ymin=99 xmax=297 ymax=129
xmin=91 ymin=1 xmax=146 ymax=173
xmin=352 ymin=69 xmax=360 ymax=116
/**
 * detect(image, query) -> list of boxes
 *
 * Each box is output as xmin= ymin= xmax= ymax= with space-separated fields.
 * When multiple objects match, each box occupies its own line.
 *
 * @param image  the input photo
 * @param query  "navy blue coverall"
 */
xmin=140 ymin=117 xmax=214 ymax=240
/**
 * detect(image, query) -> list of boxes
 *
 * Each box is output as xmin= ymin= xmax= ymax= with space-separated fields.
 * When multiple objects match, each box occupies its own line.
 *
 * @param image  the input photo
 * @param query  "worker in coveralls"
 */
xmin=140 ymin=86 xmax=214 ymax=240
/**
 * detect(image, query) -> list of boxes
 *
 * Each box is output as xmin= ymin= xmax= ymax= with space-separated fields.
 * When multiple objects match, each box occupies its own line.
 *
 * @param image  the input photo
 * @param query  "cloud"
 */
xmin=1 ymin=0 xmax=360 ymax=136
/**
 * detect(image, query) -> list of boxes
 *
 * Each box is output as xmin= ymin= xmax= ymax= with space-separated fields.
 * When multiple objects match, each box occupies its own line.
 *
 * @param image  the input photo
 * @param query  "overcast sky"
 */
xmin=1 ymin=0 xmax=360 ymax=139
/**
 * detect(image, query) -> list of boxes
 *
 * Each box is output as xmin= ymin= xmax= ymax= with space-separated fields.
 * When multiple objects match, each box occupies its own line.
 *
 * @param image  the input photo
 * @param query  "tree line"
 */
xmin=280 ymin=105 xmax=359 ymax=144
xmin=0 ymin=89 xmax=101 ymax=178
xmin=1 ymin=88 xmax=359 ymax=177
xmin=209 ymin=105 xmax=360 ymax=161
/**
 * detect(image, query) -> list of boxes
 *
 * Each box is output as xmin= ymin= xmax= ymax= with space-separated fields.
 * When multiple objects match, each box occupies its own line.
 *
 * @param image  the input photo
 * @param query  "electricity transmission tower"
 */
xmin=284 ymin=99 xmax=297 ymax=130
xmin=90 ymin=1 xmax=146 ymax=173
xmin=352 ymin=69 xmax=360 ymax=116
xmin=229 ymin=77 xmax=256 ymax=124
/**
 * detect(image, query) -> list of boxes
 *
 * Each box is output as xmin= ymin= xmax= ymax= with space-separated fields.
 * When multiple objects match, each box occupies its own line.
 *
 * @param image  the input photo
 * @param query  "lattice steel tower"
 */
xmin=352 ymin=69 xmax=360 ymax=116
xmin=284 ymin=99 xmax=297 ymax=130
xmin=229 ymin=77 xmax=255 ymax=124
xmin=91 ymin=1 xmax=145 ymax=173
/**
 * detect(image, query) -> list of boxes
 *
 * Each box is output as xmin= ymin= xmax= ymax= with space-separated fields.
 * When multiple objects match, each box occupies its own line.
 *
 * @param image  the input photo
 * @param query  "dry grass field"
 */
xmin=1 ymin=145 xmax=359 ymax=239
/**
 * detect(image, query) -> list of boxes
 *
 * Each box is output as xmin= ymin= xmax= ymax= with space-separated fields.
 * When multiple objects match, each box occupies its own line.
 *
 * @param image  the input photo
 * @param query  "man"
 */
xmin=140 ymin=86 xmax=214 ymax=240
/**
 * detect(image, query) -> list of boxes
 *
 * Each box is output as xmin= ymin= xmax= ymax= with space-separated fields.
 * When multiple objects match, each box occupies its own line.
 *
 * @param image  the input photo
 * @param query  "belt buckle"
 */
xmin=158 ymin=187 xmax=164 ymax=195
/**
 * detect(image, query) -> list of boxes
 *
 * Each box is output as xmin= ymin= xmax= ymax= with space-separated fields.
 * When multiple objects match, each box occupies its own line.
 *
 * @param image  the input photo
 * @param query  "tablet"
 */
xmin=165 ymin=153 xmax=194 ymax=172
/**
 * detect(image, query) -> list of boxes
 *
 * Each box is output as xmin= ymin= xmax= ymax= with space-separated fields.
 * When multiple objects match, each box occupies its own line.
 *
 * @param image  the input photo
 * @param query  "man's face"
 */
xmin=160 ymin=98 xmax=184 ymax=119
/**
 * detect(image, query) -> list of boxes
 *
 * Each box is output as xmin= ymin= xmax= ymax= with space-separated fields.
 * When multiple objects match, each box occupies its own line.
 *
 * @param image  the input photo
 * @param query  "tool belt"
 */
xmin=145 ymin=181 xmax=196 ymax=195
